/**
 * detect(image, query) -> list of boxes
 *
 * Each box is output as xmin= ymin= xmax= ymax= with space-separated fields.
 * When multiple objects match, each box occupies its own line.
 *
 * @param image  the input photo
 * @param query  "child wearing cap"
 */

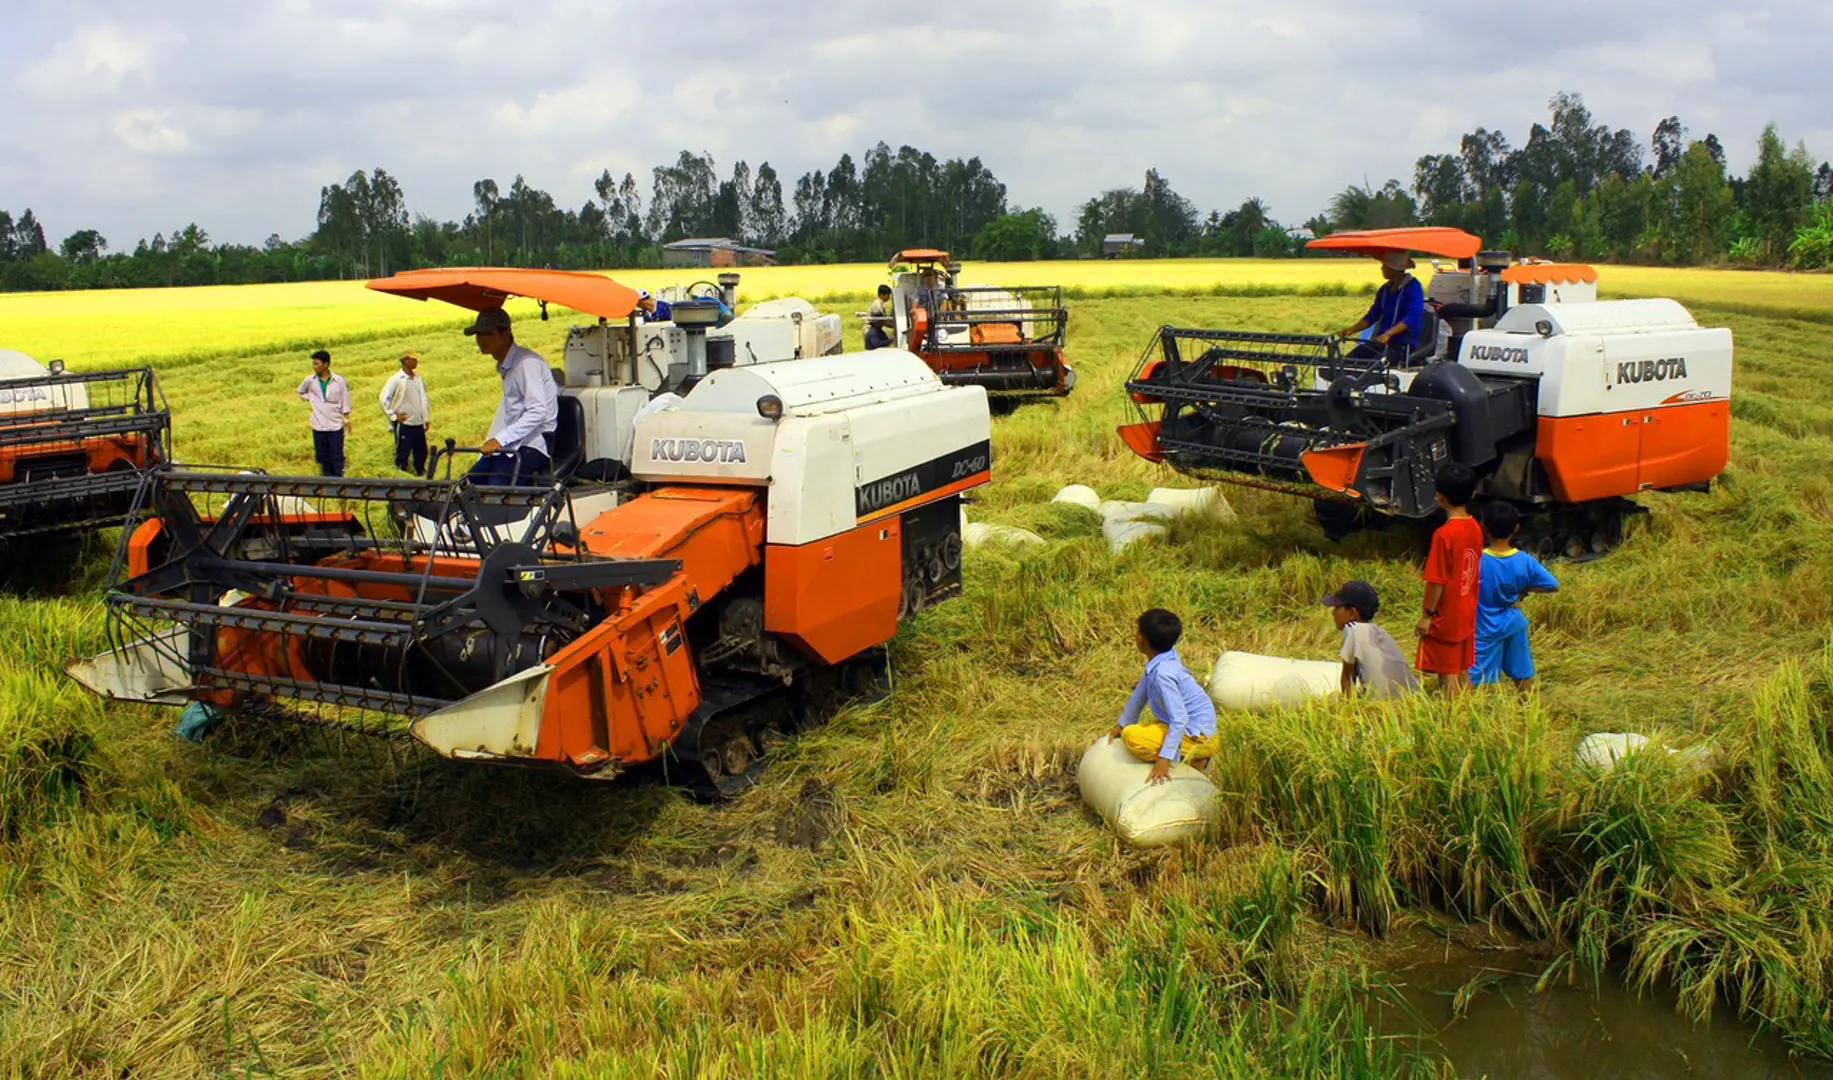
xmin=1323 ymin=581 xmax=1420 ymax=699
xmin=1416 ymin=462 xmax=1484 ymax=697
xmin=1471 ymin=503 xmax=1560 ymax=694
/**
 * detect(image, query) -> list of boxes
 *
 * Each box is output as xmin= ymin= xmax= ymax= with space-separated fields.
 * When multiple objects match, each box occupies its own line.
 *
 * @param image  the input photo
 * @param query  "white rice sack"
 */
xmin=1206 ymin=651 xmax=1341 ymax=713
xmin=1102 ymin=516 xmax=1167 ymax=554
xmin=1099 ymin=499 xmax=1179 ymax=523
xmin=1576 ymin=732 xmax=1723 ymax=780
xmin=1051 ymin=484 xmax=1101 ymax=511
xmin=1147 ymin=486 xmax=1236 ymax=521
xmin=1575 ymin=732 xmax=1657 ymax=775
xmin=963 ymin=522 xmax=1045 ymax=549
xmin=1077 ymin=736 xmax=1218 ymax=847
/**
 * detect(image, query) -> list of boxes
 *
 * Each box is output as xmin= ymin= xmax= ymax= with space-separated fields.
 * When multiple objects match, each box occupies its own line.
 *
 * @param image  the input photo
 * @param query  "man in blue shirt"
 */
xmin=461 ymin=307 xmax=558 ymax=486
xmin=1338 ymin=250 xmax=1426 ymax=363
xmin=636 ymin=289 xmax=673 ymax=323
xmin=1109 ymin=609 xmax=1220 ymax=784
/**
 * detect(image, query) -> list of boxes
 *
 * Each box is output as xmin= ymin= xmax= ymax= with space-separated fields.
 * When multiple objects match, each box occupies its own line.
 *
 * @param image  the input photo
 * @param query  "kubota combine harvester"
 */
xmin=67 ymin=271 xmax=991 ymax=794
xmin=1 ymin=349 xmax=170 ymax=547
xmin=882 ymin=250 xmax=1075 ymax=398
xmin=1120 ymin=227 xmax=1733 ymax=557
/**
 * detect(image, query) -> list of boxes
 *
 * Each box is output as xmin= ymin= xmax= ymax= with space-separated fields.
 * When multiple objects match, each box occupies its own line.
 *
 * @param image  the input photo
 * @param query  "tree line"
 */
xmin=3 ymin=93 xmax=1829 ymax=293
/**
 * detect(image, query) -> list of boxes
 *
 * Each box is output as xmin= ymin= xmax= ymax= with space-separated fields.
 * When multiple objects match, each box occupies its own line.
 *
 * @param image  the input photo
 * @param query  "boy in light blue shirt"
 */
xmin=1109 ymin=609 xmax=1219 ymax=785
xmin=1471 ymin=503 xmax=1560 ymax=693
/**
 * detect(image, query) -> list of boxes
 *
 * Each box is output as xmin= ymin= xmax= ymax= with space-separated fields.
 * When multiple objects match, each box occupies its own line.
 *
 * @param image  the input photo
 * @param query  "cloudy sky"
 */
xmin=4 ymin=0 xmax=1830 ymax=249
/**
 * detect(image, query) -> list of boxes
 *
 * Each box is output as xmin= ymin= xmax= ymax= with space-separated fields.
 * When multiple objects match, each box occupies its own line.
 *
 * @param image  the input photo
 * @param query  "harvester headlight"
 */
xmin=48 ymin=359 xmax=66 ymax=375
xmin=757 ymin=395 xmax=784 ymax=421
xmin=1535 ymin=320 xmax=1554 ymax=338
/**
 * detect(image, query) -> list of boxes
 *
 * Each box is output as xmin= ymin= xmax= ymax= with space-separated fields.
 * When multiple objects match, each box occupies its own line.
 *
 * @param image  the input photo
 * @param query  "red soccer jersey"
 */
xmin=1423 ymin=515 xmax=1485 ymax=642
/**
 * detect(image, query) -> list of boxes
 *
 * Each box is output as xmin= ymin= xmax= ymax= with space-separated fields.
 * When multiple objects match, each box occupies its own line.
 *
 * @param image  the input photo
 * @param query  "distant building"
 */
xmin=661 ymin=238 xmax=777 ymax=268
xmin=1101 ymin=233 xmax=1145 ymax=259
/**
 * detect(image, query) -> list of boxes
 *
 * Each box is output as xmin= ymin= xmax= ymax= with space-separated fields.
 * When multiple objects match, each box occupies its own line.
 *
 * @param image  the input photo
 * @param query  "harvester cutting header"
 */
xmin=1121 ymin=227 xmax=1732 ymax=556
xmin=1 ymin=350 xmax=169 ymax=547
xmin=70 ymin=270 xmax=991 ymax=793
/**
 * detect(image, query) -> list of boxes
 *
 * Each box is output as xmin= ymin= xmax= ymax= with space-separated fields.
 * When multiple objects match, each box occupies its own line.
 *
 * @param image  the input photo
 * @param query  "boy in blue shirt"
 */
xmin=1109 ymin=609 xmax=1219 ymax=785
xmin=1471 ymin=503 xmax=1560 ymax=693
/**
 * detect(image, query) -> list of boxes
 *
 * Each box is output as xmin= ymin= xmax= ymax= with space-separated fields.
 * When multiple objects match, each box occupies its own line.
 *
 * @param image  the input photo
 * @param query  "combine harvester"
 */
xmin=0 ymin=350 xmax=169 ymax=549
xmin=883 ymin=250 xmax=1075 ymax=399
xmin=1120 ymin=227 xmax=1733 ymax=557
xmin=68 ymin=271 xmax=990 ymax=794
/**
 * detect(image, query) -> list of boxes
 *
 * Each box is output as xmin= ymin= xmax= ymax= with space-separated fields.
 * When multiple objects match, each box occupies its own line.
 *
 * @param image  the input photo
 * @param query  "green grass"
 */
xmin=3 ymin=288 xmax=1832 ymax=1075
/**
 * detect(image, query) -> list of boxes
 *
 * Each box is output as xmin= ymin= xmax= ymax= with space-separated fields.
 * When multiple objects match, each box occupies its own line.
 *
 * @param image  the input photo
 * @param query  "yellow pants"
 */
xmin=1121 ymin=723 xmax=1220 ymax=765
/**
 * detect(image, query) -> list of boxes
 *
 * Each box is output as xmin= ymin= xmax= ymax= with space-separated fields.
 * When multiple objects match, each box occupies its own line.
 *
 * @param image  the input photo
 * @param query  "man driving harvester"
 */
xmin=462 ymin=307 xmax=558 ymax=486
xmin=1337 ymin=250 xmax=1426 ymax=364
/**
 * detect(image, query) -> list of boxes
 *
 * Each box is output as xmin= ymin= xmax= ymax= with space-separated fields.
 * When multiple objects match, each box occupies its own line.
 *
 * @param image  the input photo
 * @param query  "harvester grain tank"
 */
xmin=882 ymin=250 xmax=1075 ymax=398
xmin=1119 ymin=228 xmax=1732 ymax=556
xmin=68 ymin=342 xmax=991 ymax=793
xmin=0 ymin=350 xmax=169 ymax=546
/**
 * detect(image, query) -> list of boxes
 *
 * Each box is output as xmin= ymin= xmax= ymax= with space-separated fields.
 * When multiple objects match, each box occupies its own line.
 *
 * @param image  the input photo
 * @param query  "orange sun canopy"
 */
xmin=888 ymin=249 xmax=951 ymax=270
xmin=1306 ymin=227 xmax=1484 ymax=261
xmin=366 ymin=267 xmax=642 ymax=321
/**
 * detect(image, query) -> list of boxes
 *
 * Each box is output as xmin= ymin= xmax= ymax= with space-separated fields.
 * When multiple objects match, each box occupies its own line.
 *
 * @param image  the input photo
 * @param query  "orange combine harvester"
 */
xmin=878 ymin=250 xmax=1075 ymax=399
xmin=1120 ymin=227 xmax=1732 ymax=557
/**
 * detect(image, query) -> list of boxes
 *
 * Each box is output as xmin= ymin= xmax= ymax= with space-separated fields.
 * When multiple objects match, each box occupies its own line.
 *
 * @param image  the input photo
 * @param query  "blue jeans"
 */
xmin=466 ymin=446 xmax=550 ymax=486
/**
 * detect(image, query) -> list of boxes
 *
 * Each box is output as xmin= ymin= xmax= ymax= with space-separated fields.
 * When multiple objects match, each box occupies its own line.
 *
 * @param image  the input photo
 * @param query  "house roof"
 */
xmin=1102 ymin=233 xmax=1143 ymax=244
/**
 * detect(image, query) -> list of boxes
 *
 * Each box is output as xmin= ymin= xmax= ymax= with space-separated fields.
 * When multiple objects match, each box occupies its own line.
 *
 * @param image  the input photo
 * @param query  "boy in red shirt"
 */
xmin=1415 ymin=462 xmax=1483 ymax=697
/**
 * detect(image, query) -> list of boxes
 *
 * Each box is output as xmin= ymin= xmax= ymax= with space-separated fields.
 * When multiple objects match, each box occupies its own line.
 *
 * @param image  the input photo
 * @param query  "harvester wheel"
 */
xmin=939 ymin=532 xmax=963 ymax=572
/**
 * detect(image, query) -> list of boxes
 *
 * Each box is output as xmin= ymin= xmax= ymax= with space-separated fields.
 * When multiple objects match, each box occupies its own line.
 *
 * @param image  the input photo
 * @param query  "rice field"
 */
xmin=2 ymin=269 xmax=1833 ymax=1076
xmin=5 ymin=258 xmax=1830 ymax=373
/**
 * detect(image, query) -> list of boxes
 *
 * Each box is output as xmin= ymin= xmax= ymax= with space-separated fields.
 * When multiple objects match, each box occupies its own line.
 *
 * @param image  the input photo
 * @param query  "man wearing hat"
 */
xmin=378 ymin=350 xmax=432 ymax=476
xmin=297 ymin=348 xmax=352 ymax=477
xmin=635 ymin=289 xmax=673 ymax=323
xmin=1337 ymin=250 xmax=1426 ymax=364
xmin=462 ymin=308 xmax=557 ymax=485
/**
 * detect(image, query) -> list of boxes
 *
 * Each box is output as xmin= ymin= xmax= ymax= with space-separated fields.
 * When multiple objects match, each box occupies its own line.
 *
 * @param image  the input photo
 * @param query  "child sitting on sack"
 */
xmin=1109 ymin=609 xmax=1219 ymax=785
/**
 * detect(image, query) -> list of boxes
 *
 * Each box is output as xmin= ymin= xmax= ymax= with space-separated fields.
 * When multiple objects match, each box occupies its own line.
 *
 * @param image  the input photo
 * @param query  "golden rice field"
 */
xmin=3 ymin=264 xmax=1833 ymax=1076
xmin=4 ymin=258 xmax=1829 ymax=372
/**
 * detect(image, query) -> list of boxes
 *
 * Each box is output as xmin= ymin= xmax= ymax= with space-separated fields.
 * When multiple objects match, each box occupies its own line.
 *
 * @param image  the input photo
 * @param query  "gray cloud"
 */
xmin=3 ymin=0 xmax=1828 ymax=247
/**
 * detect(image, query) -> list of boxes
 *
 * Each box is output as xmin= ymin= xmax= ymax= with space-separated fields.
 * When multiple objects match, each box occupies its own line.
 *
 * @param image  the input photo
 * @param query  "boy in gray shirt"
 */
xmin=1322 ymin=581 xmax=1420 ymax=700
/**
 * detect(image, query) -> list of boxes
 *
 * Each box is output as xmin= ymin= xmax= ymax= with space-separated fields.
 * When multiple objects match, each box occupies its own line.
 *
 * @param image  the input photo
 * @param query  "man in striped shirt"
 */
xmin=297 ymin=349 xmax=351 ymax=477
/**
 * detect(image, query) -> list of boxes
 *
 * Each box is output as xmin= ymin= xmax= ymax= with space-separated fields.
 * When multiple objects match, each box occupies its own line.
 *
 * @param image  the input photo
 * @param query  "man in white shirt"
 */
xmin=462 ymin=308 xmax=557 ymax=486
xmin=297 ymin=349 xmax=352 ymax=477
xmin=379 ymin=350 xmax=432 ymax=476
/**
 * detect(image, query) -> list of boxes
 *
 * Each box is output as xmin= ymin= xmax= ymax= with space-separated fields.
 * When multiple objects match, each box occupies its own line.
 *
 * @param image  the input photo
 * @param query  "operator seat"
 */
xmin=546 ymin=395 xmax=585 ymax=481
xmin=1404 ymin=307 xmax=1441 ymax=366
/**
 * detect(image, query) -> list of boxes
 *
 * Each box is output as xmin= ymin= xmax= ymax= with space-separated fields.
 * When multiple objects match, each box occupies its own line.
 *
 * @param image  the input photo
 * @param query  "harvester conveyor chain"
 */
xmin=157 ymin=470 xmax=558 ymax=509
xmin=194 ymin=666 xmax=449 ymax=717
xmin=114 ymin=595 xmax=417 ymax=648
xmin=1126 ymin=379 xmax=1306 ymax=409
xmin=0 ymin=469 xmax=147 ymax=507
xmin=1161 ymin=328 xmax=1342 ymax=348
xmin=195 ymin=556 xmax=474 ymax=593
xmin=0 ymin=411 xmax=169 ymax=447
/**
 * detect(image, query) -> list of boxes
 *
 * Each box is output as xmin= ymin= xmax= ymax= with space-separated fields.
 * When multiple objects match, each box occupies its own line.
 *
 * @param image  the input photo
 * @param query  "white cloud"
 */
xmin=0 ymin=0 xmax=1828 ymax=247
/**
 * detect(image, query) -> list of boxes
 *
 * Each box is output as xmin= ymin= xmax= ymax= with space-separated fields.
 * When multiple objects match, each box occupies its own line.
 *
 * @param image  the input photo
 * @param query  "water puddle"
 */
xmin=1368 ymin=931 xmax=1833 ymax=1079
